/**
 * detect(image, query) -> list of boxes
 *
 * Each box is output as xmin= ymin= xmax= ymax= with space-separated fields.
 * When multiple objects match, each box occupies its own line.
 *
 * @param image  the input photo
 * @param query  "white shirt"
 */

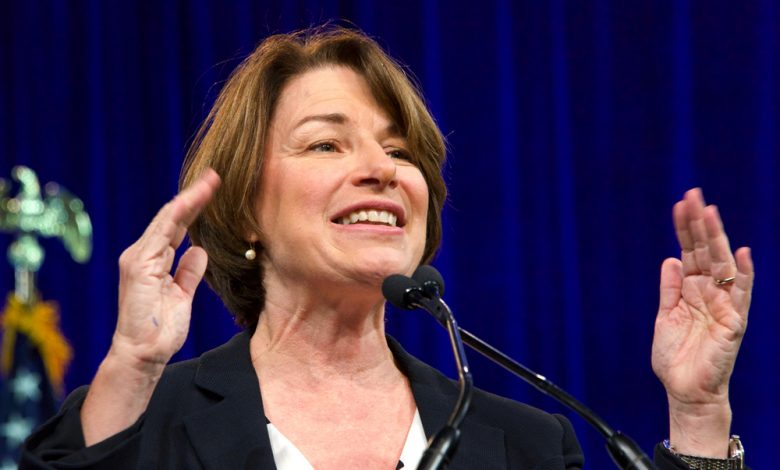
xmin=267 ymin=408 xmax=428 ymax=469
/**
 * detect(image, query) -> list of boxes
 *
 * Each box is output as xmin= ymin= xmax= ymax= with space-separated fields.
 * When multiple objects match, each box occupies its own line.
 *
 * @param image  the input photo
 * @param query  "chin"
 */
xmin=348 ymin=251 xmax=420 ymax=285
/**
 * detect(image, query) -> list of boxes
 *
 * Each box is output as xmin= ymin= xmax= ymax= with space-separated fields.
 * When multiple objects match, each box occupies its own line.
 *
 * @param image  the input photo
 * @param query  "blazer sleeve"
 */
xmin=19 ymin=385 xmax=145 ymax=469
xmin=554 ymin=414 xmax=584 ymax=469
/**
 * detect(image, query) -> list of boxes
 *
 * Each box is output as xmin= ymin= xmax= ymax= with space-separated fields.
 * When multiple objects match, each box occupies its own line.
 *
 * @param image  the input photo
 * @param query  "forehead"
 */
xmin=272 ymin=66 xmax=393 ymax=129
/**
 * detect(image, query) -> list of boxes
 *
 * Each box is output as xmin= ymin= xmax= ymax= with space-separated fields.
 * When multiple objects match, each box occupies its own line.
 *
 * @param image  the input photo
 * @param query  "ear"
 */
xmin=245 ymin=223 xmax=267 ymax=246
xmin=243 ymin=214 xmax=263 ymax=244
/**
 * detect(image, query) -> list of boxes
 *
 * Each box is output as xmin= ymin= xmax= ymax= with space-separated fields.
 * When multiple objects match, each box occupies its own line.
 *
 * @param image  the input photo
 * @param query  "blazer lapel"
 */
xmin=182 ymin=331 xmax=277 ymax=470
xmin=177 ymin=332 xmax=506 ymax=469
xmin=388 ymin=337 xmax=507 ymax=470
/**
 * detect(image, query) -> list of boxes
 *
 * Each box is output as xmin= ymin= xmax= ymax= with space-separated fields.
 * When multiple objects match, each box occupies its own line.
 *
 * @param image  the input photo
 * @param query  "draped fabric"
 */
xmin=1 ymin=1 xmax=777 ymax=468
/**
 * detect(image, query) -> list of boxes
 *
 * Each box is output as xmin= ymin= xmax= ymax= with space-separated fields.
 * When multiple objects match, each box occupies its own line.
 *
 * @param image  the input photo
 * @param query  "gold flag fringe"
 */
xmin=0 ymin=294 xmax=73 ymax=396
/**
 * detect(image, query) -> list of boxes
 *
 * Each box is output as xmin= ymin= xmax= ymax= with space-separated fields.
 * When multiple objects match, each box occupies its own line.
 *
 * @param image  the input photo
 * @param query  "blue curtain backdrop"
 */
xmin=1 ymin=1 xmax=778 ymax=468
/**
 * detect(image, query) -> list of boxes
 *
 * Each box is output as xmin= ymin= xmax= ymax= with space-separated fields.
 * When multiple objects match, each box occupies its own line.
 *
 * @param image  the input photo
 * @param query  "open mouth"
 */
xmin=333 ymin=209 xmax=400 ymax=227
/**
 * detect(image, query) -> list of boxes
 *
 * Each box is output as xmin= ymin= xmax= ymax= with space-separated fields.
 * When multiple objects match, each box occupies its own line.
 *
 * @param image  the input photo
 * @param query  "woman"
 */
xmin=22 ymin=27 xmax=753 ymax=469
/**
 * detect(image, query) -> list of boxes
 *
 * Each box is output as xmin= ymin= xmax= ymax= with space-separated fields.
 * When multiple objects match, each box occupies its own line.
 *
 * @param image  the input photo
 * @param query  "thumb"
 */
xmin=658 ymin=257 xmax=683 ymax=316
xmin=173 ymin=246 xmax=209 ymax=298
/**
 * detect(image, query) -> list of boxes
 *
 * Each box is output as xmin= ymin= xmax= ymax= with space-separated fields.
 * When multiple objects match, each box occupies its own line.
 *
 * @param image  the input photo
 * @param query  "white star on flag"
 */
xmin=0 ymin=457 xmax=19 ymax=470
xmin=11 ymin=368 xmax=41 ymax=403
xmin=0 ymin=414 xmax=34 ymax=447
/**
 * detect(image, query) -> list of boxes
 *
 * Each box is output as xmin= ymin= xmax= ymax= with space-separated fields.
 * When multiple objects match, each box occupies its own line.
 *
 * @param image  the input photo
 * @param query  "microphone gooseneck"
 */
xmin=382 ymin=266 xmax=656 ymax=470
xmin=382 ymin=272 xmax=473 ymax=470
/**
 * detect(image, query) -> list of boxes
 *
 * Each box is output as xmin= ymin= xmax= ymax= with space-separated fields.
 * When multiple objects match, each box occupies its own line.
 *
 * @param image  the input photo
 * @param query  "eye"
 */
xmin=309 ymin=141 xmax=338 ymax=152
xmin=387 ymin=148 xmax=412 ymax=162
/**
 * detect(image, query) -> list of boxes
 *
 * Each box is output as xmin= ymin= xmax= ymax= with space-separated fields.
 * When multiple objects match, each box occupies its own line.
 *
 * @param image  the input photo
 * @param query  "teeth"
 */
xmin=338 ymin=209 xmax=399 ymax=227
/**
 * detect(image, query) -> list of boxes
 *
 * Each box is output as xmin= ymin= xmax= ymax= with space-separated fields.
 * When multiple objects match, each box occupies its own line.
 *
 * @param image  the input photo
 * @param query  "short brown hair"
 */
xmin=180 ymin=26 xmax=447 ymax=329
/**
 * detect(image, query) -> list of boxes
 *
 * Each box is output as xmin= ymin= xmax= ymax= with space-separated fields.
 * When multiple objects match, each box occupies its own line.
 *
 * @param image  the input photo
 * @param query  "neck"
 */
xmin=250 ymin=270 xmax=398 ymax=384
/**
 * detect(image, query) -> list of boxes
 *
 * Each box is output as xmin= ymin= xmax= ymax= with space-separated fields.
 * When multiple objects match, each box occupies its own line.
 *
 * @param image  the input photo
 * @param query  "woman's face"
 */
xmin=255 ymin=66 xmax=429 ymax=289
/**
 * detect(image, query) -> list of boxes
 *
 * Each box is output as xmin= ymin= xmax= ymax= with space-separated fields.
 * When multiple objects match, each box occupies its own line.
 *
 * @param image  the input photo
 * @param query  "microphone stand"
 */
xmin=383 ymin=270 xmax=655 ymax=469
xmin=404 ymin=266 xmax=656 ymax=470
xmin=406 ymin=289 xmax=474 ymax=470
xmin=448 ymin=325 xmax=655 ymax=470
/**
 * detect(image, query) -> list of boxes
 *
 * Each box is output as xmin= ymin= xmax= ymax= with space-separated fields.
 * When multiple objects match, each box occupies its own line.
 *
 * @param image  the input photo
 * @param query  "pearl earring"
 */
xmin=245 ymin=245 xmax=256 ymax=261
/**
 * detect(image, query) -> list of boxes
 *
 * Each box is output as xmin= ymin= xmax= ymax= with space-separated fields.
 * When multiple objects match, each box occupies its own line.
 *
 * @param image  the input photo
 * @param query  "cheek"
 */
xmin=259 ymin=163 xmax=340 ymax=231
xmin=405 ymin=168 xmax=430 ymax=220
xmin=412 ymin=171 xmax=432 ymax=256
xmin=399 ymin=168 xmax=431 ymax=258
xmin=255 ymin=164 xmax=288 ymax=242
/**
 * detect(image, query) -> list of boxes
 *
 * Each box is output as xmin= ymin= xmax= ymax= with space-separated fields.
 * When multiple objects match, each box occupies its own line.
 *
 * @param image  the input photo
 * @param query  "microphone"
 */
xmin=412 ymin=265 xmax=445 ymax=298
xmin=383 ymin=266 xmax=656 ymax=470
xmin=382 ymin=272 xmax=473 ymax=470
xmin=381 ymin=274 xmax=424 ymax=310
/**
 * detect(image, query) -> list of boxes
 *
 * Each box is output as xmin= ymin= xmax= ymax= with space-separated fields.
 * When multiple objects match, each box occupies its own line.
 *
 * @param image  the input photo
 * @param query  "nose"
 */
xmin=351 ymin=142 xmax=398 ymax=190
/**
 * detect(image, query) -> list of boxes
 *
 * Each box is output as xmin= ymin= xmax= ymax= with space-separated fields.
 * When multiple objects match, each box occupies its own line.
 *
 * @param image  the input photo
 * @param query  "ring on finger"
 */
xmin=715 ymin=276 xmax=736 ymax=286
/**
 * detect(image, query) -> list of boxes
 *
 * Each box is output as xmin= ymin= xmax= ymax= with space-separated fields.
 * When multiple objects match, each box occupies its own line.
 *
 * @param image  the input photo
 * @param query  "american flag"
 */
xmin=0 ymin=296 xmax=70 ymax=469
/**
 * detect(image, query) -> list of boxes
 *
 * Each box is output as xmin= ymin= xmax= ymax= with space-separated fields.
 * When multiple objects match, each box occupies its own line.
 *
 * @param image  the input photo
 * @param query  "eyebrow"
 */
xmin=292 ymin=112 xmax=403 ymax=137
xmin=293 ymin=113 xmax=348 ymax=130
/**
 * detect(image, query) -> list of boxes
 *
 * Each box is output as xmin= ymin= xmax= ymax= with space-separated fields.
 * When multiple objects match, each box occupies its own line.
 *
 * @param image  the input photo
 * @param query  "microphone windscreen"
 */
xmin=382 ymin=274 xmax=420 ymax=310
xmin=412 ymin=265 xmax=445 ymax=296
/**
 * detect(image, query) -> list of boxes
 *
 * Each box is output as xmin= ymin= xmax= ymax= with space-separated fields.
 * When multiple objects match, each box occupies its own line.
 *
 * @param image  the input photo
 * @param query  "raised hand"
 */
xmin=651 ymin=188 xmax=754 ymax=456
xmin=112 ymin=169 xmax=221 ymax=369
xmin=81 ymin=169 xmax=220 ymax=445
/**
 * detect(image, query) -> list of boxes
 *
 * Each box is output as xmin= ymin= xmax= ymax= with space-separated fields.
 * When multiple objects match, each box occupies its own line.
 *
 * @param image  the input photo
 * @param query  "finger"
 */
xmin=673 ymin=200 xmax=699 ymax=275
xmin=156 ymin=245 xmax=177 ymax=277
xmin=731 ymin=247 xmax=754 ymax=318
xmin=173 ymin=246 xmax=209 ymax=298
xmin=658 ymin=257 xmax=683 ymax=317
xmin=685 ymin=188 xmax=713 ymax=275
xmin=703 ymin=205 xmax=737 ymax=282
xmin=139 ymin=169 xmax=221 ymax=256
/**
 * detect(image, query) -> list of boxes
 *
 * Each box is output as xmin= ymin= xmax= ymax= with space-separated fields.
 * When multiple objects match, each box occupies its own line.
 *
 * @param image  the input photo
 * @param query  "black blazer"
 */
xmin=21 ymin=331 xmax=689 ymax=469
